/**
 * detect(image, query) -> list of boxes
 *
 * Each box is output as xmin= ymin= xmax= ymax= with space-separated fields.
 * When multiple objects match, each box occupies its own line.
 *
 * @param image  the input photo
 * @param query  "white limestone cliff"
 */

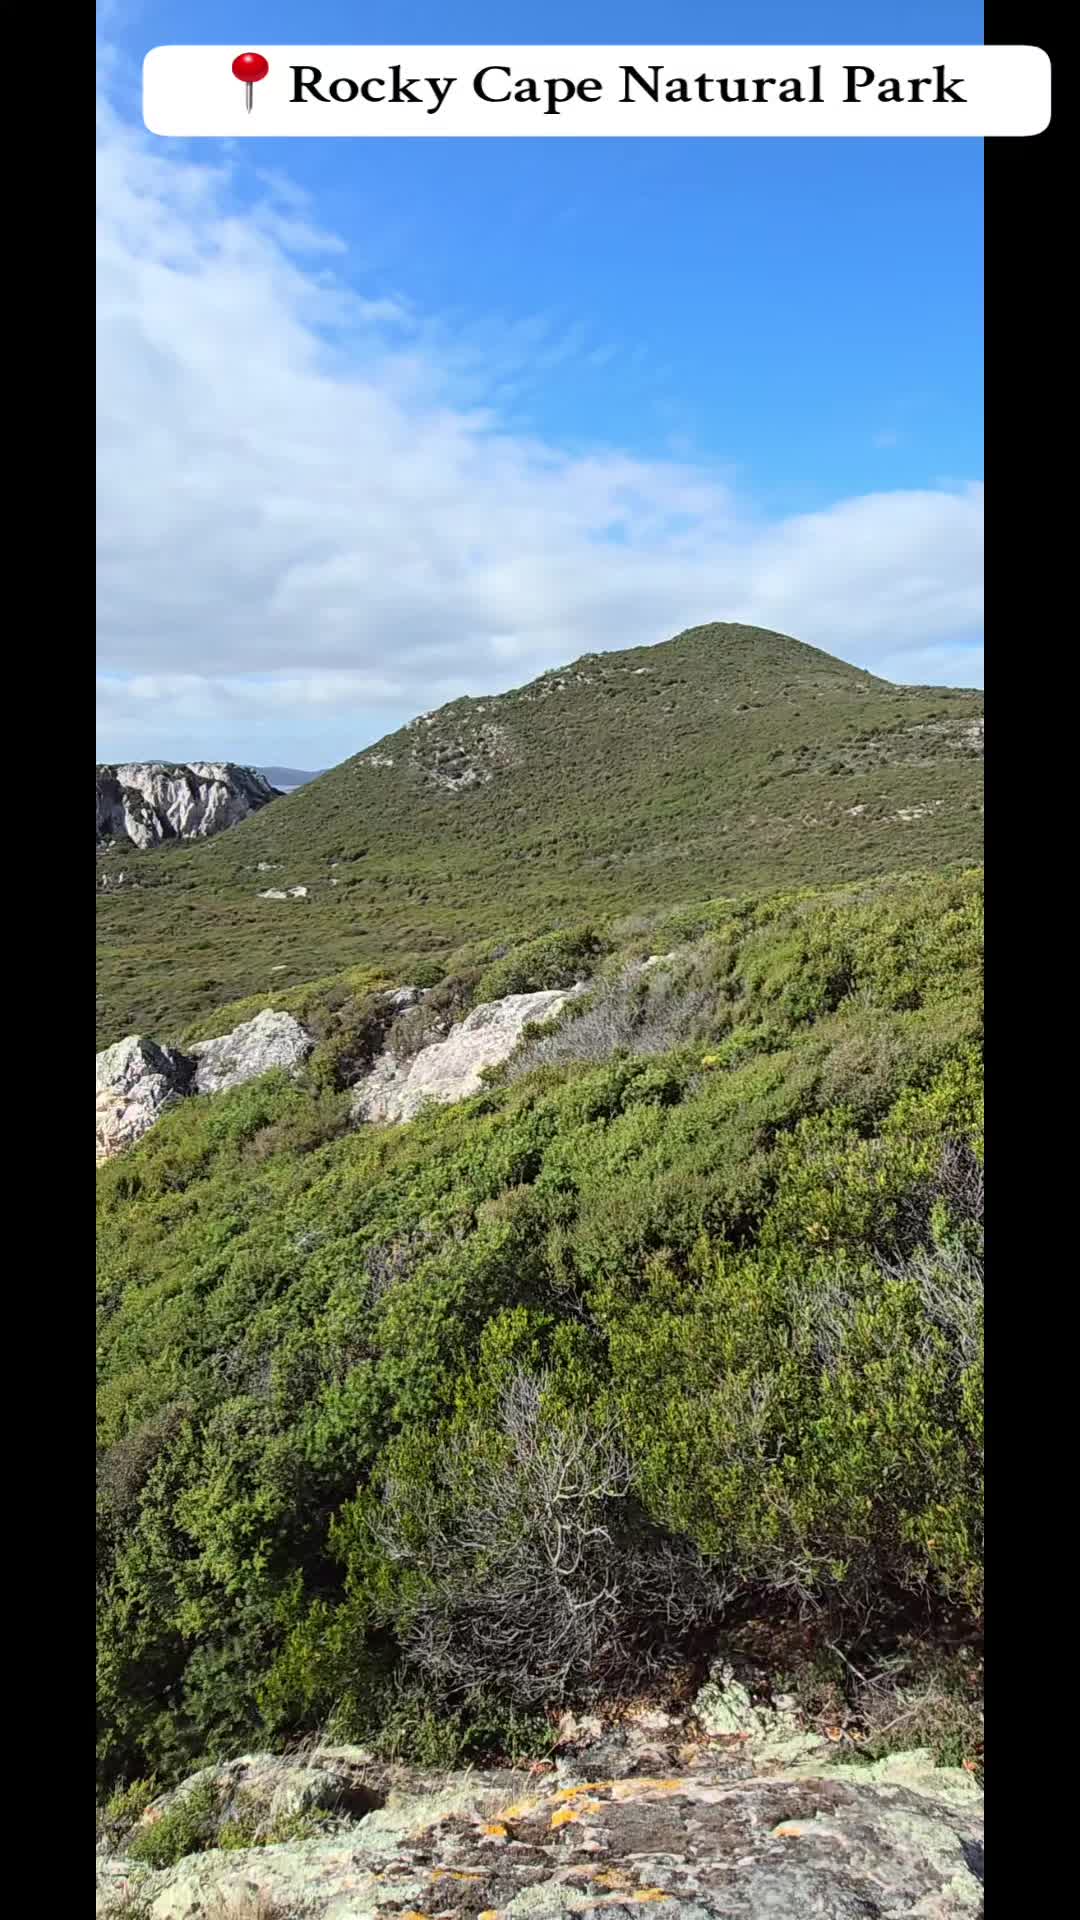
xmin=96 ymin=762 xmax=280 ymax=849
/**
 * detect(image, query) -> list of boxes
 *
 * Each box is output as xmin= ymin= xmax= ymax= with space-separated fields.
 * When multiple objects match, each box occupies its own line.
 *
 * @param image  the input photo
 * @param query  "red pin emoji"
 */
xmin=232 ymin=51 xmax=269 ymax=113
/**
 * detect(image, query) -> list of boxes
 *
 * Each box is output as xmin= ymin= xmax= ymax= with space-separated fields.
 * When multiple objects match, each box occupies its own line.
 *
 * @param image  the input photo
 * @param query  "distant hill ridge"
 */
xmin=96 ymin=623 xmax=983 ymax=1041
xmin=257 ymin=766 xmax=323 ymax=791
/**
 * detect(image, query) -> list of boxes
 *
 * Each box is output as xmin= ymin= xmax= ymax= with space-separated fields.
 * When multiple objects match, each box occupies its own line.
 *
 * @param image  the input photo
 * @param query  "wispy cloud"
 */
xmin=96 ymin=83 xmax=983 ymax=763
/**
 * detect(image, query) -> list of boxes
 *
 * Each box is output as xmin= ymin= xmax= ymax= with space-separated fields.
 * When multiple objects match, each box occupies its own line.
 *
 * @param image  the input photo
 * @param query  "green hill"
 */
xmin=96 ymin=624 xmax=982 ymax=1045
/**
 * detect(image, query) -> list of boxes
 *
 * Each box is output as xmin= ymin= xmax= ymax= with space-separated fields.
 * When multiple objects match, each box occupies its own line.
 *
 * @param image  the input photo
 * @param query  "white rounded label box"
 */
xmin=143 ymin=45 xmax=1051 ymax=138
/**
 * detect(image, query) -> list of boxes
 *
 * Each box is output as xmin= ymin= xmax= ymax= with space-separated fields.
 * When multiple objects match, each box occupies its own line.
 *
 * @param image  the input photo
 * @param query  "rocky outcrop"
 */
xmin=95 ymin=980 xmax=571 ymax=1163
xmin=96 ymin=1011 xmax=312 ymax=1161
xmin=353 ymin=986 xmax=583 ymax=1125
xmin=96 ymin=763 xmax=279 ymax=849
xmin=190 ymin=1010 xmax=313 ymax=1097
xmin=97 ymin=1734 xmax=983 ymax=1920
xmin=359 ymin=713 xmax=518 ymax=792
xmin=96 ymin=1035 xmax=194 ymax=1163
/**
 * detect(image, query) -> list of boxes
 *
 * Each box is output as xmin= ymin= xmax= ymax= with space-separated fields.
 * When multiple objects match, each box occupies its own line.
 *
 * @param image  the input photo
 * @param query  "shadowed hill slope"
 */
xmin=96 ymin=623 xmax=982 ymax=1043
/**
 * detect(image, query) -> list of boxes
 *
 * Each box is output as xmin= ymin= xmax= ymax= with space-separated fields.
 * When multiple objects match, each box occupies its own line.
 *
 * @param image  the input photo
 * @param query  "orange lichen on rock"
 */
xmin=609 ymin=1778 xmax=686 ymax=1801
xmin=552 ymin=1796 xmax=605 ymax=1828
xmin=498 ymin=1799 xmax=539 ymax=1823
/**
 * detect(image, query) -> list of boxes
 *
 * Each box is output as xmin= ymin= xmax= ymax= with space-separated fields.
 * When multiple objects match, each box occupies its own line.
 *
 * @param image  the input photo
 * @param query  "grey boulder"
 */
xmin=190 ymin=1009 xmax=313 ymax=1096
xmin=96 ymin=1036 xmax=193 ymax=1163
xmin=96 ymin=1010 xmax=315 ymax=1161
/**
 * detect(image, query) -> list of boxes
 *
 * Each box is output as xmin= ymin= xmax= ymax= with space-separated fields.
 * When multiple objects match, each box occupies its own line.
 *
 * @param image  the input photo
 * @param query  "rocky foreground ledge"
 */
xmin=97 ymin=1707 xmax=983 ymax=1919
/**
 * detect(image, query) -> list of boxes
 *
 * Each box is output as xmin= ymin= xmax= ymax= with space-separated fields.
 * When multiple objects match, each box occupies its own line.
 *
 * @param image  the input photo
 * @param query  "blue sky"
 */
xmin=97 ymin=2 xmax=984 ymax=766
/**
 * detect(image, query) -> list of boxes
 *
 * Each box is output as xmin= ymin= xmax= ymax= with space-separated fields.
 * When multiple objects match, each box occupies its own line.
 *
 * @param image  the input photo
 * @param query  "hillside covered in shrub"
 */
xmin=96 ymin=624 xmax=983 ymax=1043
xmin=97 ymin=865 xmax=983 ymax=1796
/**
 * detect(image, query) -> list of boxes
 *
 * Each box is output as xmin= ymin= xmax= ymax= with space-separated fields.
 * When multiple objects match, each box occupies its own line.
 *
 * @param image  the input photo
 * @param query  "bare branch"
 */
xmin=371 ymin=1367 xmax=730 ymax=1705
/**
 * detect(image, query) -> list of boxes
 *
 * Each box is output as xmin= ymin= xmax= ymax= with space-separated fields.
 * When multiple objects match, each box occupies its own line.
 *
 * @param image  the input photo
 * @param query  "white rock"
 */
xmin=353 ymin=987 xmax=581 ymax=1126
xmin=387 ymin=985 xmax=425 ymax=1011
xmin=190 ymin=1010 xmax=313 ymax=1097
xmin=96 ymin=1036 xmax=193 ymax=1163
xmin=96 ymin=763 xmax=278 ymax=849
xmin=96 ymin=1011 xmax=316 ymax=1163
xmin=556 ymin=1711 xmax=605 ymax=1745
xmin=634 ymin=1709 xmax=676 ymax=1731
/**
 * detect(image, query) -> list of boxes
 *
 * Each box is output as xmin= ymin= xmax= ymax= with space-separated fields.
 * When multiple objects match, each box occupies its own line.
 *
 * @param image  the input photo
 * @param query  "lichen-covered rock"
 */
xmin=190 ymin=1010 xmax=313 ymax=1096
xmin=353 ymin=987 xmax=583 ymax=1125
xmin=108 ymin=1750 xmax=381 ymax=1855
xmin=693 ymin=1662 xmax=823 ymax=1768
xmin=96 ymin=1035 xmax=193 ymax=1163
xmin=97 ymin=1753 xmax=983 ymax=1920
xmin=96 ymin=762 xmax=279 ymax=849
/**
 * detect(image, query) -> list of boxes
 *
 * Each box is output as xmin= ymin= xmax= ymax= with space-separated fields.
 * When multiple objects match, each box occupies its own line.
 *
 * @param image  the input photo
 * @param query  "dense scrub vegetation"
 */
xmin=96 ymin=625 xmax=983 ymax=1043
xmin=97 ymin=866 xmax=982 ymax=1795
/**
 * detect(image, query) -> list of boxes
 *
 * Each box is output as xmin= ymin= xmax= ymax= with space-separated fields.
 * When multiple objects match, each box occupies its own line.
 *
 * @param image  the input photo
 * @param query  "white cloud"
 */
xmin=96 ymin=89 xmax=983 ymax=765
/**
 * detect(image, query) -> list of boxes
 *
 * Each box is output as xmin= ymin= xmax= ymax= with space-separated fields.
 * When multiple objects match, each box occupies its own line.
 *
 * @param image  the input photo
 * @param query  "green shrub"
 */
xmin=304 ymin=990 xmax=392 ymax=1092
xmin=388 ymin=973 xmax=482 ymax=1059
xmin=127 ymin=1777 xmax=222 ymax=1869
xmin=181 ymin=966 xmax=389 ymax=1048
xmin=97 ymin=1777 xmax=159 ymax=1853
xmin=476 ymin=927 xmax=606 ymax=1002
